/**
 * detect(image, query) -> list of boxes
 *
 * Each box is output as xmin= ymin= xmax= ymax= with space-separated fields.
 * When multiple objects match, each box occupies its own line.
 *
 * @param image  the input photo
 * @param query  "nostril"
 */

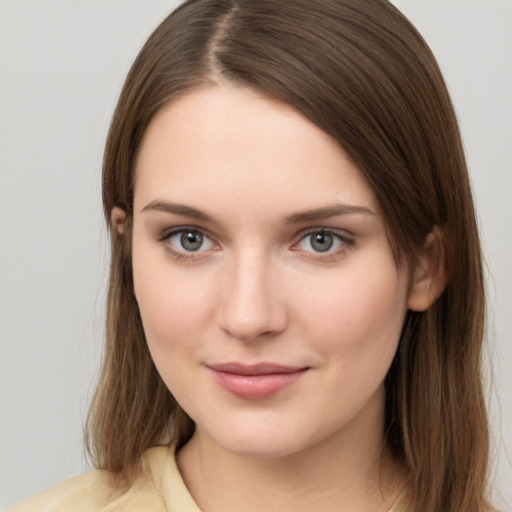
xmin=219 ymin=291 xmax=287 ymax=342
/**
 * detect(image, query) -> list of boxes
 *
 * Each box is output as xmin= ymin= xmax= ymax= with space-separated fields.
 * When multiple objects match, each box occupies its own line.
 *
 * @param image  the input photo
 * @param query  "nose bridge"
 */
xmin=219 ymin=244 xmax=286 ymax=341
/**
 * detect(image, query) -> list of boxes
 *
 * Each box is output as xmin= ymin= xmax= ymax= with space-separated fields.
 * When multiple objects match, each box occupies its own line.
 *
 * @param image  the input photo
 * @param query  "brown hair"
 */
xmin=87 ymin=1 xmax=494 ymax=510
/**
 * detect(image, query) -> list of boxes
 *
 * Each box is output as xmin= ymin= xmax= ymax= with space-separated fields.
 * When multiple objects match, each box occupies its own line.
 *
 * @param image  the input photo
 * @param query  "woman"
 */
xmin=11 ymin=0 xmax=496 ymax=511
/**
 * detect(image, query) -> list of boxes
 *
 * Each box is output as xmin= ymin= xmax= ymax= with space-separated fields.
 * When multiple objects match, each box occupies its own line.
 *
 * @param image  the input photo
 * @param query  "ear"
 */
xmin=111 ymin=206 xmax=127 ymax=235
xmin=407 ymin=226 xmax=449 ymax=312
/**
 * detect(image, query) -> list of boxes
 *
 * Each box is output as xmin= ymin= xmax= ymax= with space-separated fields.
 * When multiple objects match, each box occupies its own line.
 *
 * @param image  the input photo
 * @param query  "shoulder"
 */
xmin=8 ymin=446 xmax=175 ymax=512
xmin=8 ymin=469 xmax=121 ymax=512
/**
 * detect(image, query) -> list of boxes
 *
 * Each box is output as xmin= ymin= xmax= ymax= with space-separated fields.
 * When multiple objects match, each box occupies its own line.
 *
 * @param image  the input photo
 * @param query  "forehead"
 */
xmin=134 ymin=85 xmax=379 ymax=218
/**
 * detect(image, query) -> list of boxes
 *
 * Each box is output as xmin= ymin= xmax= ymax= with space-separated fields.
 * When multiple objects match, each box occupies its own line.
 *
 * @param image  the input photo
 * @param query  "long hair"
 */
xmin=86 ymin=1 xmax=493 ymax=510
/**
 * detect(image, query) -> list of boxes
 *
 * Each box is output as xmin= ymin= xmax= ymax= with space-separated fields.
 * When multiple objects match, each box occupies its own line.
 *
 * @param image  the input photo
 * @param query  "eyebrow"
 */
xmin=141 ymin=200 xmax=375 ymax=224
xmin=283 ymin=204 xmax=376 ymax=223
xmin=141 ymin=200 xmax=219 ymax=223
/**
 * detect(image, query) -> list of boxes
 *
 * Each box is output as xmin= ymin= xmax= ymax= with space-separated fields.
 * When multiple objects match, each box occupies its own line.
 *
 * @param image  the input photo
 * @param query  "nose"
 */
xmin=218 ymin=249 xmax=288 ymax=342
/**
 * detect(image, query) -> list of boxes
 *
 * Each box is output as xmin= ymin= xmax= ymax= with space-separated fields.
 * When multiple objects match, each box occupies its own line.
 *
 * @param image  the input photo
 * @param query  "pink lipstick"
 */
xmin=208 ymin=363 xmax=308 ymax=400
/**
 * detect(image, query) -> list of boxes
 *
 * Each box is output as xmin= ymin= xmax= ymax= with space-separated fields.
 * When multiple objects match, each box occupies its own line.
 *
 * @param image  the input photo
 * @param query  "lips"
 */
xmin=207 ymin=363 xmax=309 ymax=400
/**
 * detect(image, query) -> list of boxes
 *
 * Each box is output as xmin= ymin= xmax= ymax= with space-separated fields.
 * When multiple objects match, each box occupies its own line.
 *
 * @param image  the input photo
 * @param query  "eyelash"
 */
xmin=292 ymin=228 xmax=354 ymax=261
xmin=158 ymin=226 xmax=354 ymax=261
xmin=158 ymin=226 xmax=218 ymax=261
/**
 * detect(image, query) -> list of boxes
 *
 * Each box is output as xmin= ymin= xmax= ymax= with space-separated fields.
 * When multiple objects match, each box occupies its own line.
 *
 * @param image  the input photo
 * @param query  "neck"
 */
xmin=177 ymin=389 xmax=406 ymax=512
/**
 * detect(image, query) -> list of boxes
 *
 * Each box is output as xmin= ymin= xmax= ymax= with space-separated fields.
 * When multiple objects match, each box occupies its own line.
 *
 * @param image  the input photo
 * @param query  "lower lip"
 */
xmin=209 ymin=368 xmax=308 ymax=400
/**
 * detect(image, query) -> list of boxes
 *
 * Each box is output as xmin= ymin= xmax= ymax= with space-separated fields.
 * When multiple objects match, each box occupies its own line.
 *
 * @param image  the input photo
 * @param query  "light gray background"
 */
xmin=0 ymin=1 xmax=510 ymax=510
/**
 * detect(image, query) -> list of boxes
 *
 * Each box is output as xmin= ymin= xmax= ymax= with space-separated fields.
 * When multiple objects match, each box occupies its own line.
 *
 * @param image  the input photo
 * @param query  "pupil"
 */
xmin=181 ymin=231 xmax=203 ymax=251
xmin=311 ymin=233 xmax=333 ymax=252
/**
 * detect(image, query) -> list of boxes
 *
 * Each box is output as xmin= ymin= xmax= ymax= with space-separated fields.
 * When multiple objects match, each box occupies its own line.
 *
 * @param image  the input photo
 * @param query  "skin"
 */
xmin=113 ymin=84 xmax=439 ymax=512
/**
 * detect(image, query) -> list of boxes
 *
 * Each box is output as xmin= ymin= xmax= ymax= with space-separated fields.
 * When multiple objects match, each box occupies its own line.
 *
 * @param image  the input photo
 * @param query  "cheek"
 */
xmin=296 ymin=263 xmax=408 ymax=419
xmin=347 ymin=269 xmax=408 ymax=334
xmin=132 ymin=245 xmax=216 ymax=350
xmin=294 ymin=259 xmax=409 ymax=356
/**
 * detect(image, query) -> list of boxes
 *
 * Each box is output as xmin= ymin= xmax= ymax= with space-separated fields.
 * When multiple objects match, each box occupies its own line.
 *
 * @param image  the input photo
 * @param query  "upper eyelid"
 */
xmin=159 ymin=225 xmax=216 ymax=242
xmin=295 ymin=227 xmax=353 ymax=241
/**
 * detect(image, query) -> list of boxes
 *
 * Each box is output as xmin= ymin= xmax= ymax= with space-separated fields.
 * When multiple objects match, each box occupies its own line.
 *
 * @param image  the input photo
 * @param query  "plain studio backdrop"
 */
xmin=0 ymin=1 xmax=510 ymax=510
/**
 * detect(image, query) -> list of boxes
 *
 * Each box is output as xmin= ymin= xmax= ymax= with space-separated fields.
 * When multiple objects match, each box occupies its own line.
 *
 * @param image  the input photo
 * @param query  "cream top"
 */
xmin=9 ymin=445 xmax=407 ymax=511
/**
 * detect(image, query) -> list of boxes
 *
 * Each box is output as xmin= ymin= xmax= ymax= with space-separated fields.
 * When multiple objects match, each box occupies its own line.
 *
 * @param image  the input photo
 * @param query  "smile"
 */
xmin=207 ymin=363 xmax=309 ymax=400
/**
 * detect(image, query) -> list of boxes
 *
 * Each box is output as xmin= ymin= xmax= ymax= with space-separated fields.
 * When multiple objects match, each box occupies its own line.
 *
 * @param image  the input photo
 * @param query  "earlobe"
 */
xmin=111 ymin=206 xmax=127 ymax=235
xmin=407 ymin=227 xmax=449 ymax=312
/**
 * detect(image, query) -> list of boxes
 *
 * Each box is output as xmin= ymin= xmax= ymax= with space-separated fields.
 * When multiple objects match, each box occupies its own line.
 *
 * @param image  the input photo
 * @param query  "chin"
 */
xmin=199 ymin=419 xmax=336 ymax=461
xmin=221 ymin=437 xmax=306 ymax=460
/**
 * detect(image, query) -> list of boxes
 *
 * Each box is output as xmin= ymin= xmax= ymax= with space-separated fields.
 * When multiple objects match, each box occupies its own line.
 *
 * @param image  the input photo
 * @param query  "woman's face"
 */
xmin=130 ymin=84 xmax=413 ymax=458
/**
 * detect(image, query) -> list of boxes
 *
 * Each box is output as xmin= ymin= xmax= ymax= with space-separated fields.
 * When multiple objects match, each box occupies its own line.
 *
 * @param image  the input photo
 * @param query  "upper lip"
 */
xmin=207 ymin=363 xmax=307 ymax=375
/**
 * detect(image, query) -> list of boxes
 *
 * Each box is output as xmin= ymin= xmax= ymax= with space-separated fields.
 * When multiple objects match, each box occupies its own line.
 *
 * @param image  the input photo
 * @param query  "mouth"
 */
xmin=207 ymin=363 xmax=309 ymax=400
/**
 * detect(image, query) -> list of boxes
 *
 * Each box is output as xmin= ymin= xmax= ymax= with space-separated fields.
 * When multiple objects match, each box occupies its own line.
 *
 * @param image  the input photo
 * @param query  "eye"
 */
xmin=296 ymin=229 xmax=350 ymax=254
xmin=162 ymin=227 xmax=216 ymax=254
